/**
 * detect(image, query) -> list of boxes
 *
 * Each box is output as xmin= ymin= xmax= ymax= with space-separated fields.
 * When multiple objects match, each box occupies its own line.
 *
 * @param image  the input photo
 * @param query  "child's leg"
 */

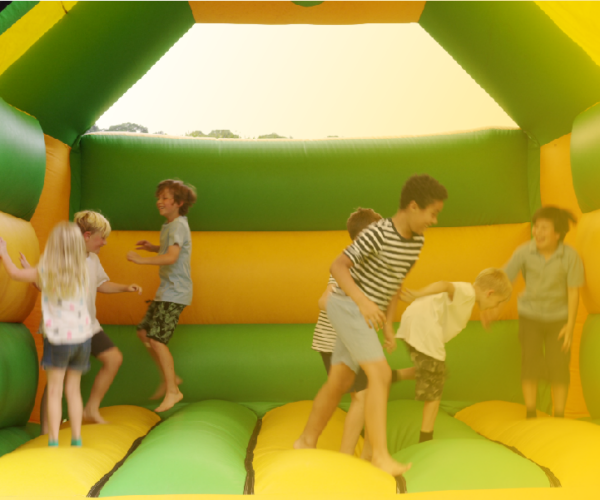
xmin=46 ymin=368 xmax=66 ymax=444
xmin=420 ymin=400 xmax=440 ymax=441
xmin=64 ymin=369 xmax=84 ymax=443
xmin=361 ymin=358 xmax=410 ymax=476
xmin=149 ymin=338 xmax=183 ymax=412
xmin=295 ymin=362 xmax=356 ymax=449
xmin=519 ymin=317 xmax=545 ymax=418
xmin=360 ymin=425 xmax=372 ymax=461
xmin=340 ymin=389 xmax=366 ymax=455
xmin=544 ymin=319 xmax=571 ymax=418
xmin=84 ymin=331 xmax=123 ymax=424
xmin=40 ymin=385 xmax=49 ymax=435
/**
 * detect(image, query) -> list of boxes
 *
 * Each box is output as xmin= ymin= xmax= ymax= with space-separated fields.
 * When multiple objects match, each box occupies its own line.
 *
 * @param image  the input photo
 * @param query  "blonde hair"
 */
xmin=474 ymin=268 xmax=512 ymax=299
xmin=73 ymin=210 xmax=111 ymax=238
xmin=38 ymin=222 xmax=89 ymax=300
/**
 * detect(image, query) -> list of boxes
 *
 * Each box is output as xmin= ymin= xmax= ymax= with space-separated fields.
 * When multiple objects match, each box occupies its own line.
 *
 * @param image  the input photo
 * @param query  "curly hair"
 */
xmin=400 ymin=174 xmax=448 ymax=210
xmin=156 ymin=179 xmax=198 ymax=216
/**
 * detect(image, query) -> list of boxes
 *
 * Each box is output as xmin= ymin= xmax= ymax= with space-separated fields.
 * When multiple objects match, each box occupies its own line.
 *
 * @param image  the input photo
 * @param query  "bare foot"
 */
xmin=83 ymin=407 xmax=108 ymax=425
xmin=293 ymin=435 xmax=315 ymax=450
xmin=372 ymin=455 xmax=412 ymax=477
xmin=154 ymin=390 xmax=183 ymax=413
xmin=150 ymin=376 xmax=183 ymax=400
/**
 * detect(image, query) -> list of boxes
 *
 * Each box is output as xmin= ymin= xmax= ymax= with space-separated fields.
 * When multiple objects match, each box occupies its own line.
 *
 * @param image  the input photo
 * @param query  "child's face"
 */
xmin=408 ymin=200 xmax=444 ymax=235
xmin=83 ymin=231 xmax=107 ymax=254
xmin=479 ymin=290 xmax=508 ymax=312
xmin=156 ymin=189 xmax=183 ymax=220
xmin=532 ymin=218 xmax=560 ymax=252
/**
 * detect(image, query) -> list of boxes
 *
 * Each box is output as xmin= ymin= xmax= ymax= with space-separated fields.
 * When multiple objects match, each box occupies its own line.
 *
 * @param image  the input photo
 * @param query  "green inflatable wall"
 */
xmin=580 ymin=314 xmax=600 ymax=419
xmin=0 ymin=97 xmax=45 ymax=220
xmin=76 ymin=129 xmax=532 ymax=231
xmin=0 ymin=324 xmax=38 ymax=428
xmin=570 ymin=104 xmax=600 ymax=213
xmin=83 ymin=321 xmax=526 ymax=411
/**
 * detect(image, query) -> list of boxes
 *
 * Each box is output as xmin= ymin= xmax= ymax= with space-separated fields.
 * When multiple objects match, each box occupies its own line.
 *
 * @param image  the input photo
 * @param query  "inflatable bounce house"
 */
xmin=2 ymin=2 xmax=600 ymax=499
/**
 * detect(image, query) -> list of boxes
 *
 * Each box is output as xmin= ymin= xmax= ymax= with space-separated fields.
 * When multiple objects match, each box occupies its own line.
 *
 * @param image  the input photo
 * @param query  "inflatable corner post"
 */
xmin=1 ymin=1 xmax=600 ymax=498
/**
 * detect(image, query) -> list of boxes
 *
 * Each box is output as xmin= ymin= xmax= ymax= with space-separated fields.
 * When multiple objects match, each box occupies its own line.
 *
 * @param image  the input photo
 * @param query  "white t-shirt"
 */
xmin=41 ymin=287 xmax=93 ymax=345
xmin=86 ymin=252 xmax=109 ymax=334
xmin=396 ymin=282 xmax=476 ymax=361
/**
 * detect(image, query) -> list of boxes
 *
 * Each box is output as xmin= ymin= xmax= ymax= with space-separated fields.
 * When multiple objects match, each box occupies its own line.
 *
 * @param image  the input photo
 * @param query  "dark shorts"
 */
xmin=519 ymin=316 xmax=570 ymax=385
xmin=41 ymin=337 xmax=91 ymax=372
xmin=319 ymin=351 xmax=368 ymax=394
xmin=405 ymin=342 xmax=446 ymax=401
xmin=91 ymin=329 xmax=116 ymax=357
xmin=137 ymin=301 xmax=186 ymax=345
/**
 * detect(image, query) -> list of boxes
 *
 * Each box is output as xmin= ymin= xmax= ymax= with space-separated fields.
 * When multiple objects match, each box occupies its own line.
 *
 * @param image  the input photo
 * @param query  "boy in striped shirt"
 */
xmin=312 ymin=207 xmax=382 ymax=457
xmin=296 ymin=174 xmax=447 ymax=477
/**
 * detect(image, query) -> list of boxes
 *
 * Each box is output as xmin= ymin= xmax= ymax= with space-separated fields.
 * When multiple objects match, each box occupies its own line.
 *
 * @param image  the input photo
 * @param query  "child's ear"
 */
xmin=83 ymin=231 xmax=92 ymax=241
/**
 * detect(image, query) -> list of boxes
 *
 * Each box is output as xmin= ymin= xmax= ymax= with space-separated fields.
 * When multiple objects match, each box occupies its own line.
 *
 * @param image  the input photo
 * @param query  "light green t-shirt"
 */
xmin=155 ymin=216 xmax=193 ymax=306
xmin=504 ymin=241 xmax=584 ymax=322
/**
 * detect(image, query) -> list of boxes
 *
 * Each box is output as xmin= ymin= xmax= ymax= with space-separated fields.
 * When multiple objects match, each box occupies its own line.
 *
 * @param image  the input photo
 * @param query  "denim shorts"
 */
xmin=41 ymin=337 xmax=91 ymax=372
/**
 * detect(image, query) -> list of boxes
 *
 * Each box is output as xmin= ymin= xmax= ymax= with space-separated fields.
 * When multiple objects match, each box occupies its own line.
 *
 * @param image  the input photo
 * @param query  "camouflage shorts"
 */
xmin=406 ymin=343 xmax=446 ymax=401
xmin=137 ymin=301 xmax=186 ymax=345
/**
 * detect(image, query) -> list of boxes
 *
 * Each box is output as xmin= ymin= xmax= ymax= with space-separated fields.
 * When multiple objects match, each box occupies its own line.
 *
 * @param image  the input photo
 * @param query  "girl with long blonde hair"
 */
xmin=0 ymin=222 xmax=93 ymax=447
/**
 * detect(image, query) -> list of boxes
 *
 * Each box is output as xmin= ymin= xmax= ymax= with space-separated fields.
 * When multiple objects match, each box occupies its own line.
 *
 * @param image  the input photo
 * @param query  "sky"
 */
xmin=96 ymin=23 xmax=518 ymax=139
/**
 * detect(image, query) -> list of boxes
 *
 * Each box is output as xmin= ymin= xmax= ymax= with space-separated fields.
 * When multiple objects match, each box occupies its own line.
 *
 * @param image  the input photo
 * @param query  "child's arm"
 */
xmin=401 ymin=281 xmax=455 ymax=303
xmin=127 ymin=244 xmax=180 ymax=266
xmin=0 ymin=238 xmax=38 ymax=283
xmin=383 ymin=293 xmax=399 ymax=353
xmin=19 ymin=252 xmax=41 ymax=291
xmin=97 ymin=282 xmax=142 ymax=295
xmin=136 ymin=240 xmax=160 ymax=253
xmin=318 ymin=284 xmax=335 ymax=311
xmin=558 ymin=287 xmax=579 ymax=352
xmin=331 ymin=253 xmax=386 ymax=330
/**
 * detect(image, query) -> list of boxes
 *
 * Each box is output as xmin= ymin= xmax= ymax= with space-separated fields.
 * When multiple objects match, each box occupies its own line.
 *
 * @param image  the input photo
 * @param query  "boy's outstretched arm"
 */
xmin=127 ymin=244 xmax=180 ymax=266
xmin=0 ymin=238 xmax=38 ymax=283
xmin=401 ymin=281 xmax=455 ymax=303
xmin=136 ymin=240 xmax=160 ymax=253
xmin=331 ymin=253 xmax=386 ymax=330
xmin=98 ymin=282 xmax=142 ymax=294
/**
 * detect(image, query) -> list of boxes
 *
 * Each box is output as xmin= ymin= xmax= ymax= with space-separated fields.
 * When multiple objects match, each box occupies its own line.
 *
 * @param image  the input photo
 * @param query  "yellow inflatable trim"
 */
xmin=0 ymin=211 xmax=39 ymax=322
xmin=189 ymin=1 xmax=425 ymax=25
xmin=456 ymin=400 xmax=600 ymax=487
xmin=0 ymin=405 xmax=159 ymax=496
xmin=253 ymin=401 xmax=395 ymax=495
xmin=95 ymin=223 xmax=530 ymax=326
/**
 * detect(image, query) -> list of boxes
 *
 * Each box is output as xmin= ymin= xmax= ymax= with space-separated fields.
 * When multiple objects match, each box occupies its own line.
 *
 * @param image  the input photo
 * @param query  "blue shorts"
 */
xmin=41 ymin=337 xmax=91 ymax=372
xmin=327 ymin=294 xmax=386 ymax=373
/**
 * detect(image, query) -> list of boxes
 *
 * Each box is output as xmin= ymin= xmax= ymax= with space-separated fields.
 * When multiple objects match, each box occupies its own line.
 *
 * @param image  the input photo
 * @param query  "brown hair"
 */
xmin=532 ymin=206 xmax=577 ymax=242
xmin=347 ymin=208 xmax=383 ymax=240
xmin=156 ymin=179 xmax=197 ymax=216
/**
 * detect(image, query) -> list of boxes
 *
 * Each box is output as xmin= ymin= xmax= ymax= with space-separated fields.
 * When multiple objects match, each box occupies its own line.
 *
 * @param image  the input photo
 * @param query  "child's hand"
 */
xmin=384 ymin=325 xmax=397 ymax=353
xmin=358 ymin=298 xmax=386 ymax=331
xmin=19 ymin=252 xmax=31 ymax=269
xmin=136 ymin=240 xmax=156 ymax=252
xmin=127 ymin=251 xmax=142 ymax=264
xmin=127 ymin=284 xmax=143 ymax=294
xmin=558 ymin=324 xmax=573 ymax=352
xmin=400 ymin=288 xmax=418 ymax=303
xmin=0 ymin=237 xmax=7 ymax=255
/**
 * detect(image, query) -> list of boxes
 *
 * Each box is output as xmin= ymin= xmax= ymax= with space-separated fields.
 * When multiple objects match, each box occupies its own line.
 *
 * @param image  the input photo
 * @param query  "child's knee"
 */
xmin=101 ymin=348 xmax=123 ymax=370
xmin=137 ymin=329 xmax=149 ymax=344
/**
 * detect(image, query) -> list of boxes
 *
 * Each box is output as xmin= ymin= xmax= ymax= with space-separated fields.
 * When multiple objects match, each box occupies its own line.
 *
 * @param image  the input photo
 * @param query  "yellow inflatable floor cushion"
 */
xmin=456 ymin=401 xmax=600 ymax=487
xmin=0 ymin=405 xmax=159 ymax=496
xmin=253 ymin=401 xmax=396 ymax=495
xmin=94 ymin=223 xmax=529 ymax=326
